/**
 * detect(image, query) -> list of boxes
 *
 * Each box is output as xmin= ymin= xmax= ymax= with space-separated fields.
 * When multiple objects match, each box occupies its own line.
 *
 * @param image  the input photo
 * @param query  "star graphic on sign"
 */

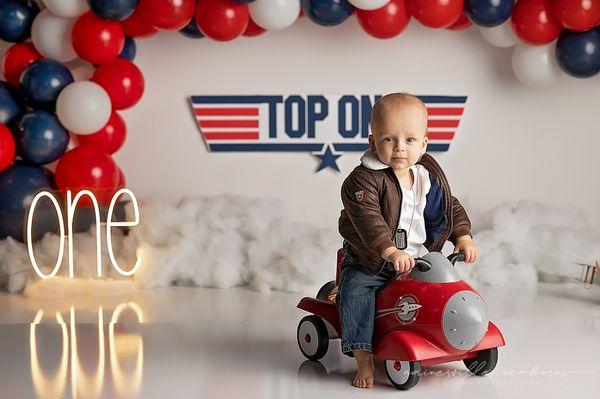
xmin=314 ymin=145 xmax=341 ymax=173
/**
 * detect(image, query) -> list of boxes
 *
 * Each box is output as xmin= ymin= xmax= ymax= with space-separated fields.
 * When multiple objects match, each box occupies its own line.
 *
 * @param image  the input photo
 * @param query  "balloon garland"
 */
xmin=1 ymin=0 xmax=600 ymax=242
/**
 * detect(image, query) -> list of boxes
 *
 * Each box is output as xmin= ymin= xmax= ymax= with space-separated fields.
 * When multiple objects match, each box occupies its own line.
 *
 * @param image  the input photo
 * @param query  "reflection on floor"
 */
xmin=0 ymin=282 xmax=598 ymax=398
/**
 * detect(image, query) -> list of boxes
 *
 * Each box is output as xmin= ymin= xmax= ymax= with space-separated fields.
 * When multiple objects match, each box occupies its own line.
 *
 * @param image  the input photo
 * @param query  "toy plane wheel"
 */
xmin=385 ymin=360 xmax=421 ymax=390
xmin=463 ymin=347 xmax=498 ymax=376
xmin=297 ymin=315 xmax=329 ymax=361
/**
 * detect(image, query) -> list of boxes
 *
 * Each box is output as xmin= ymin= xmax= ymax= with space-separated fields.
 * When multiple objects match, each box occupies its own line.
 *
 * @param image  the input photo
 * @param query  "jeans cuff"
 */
xmin=341 ymin=342 xmax=373 ymax=355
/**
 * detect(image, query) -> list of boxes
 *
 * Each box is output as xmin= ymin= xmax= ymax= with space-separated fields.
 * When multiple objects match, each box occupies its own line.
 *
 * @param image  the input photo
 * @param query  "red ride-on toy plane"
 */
xmin=296 ymin=250 xmax=506 ymax=390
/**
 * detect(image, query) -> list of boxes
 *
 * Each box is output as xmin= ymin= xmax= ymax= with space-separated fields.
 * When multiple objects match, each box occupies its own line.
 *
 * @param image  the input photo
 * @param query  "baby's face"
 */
xmin=369 ymin=103 xmax=428 ymax=174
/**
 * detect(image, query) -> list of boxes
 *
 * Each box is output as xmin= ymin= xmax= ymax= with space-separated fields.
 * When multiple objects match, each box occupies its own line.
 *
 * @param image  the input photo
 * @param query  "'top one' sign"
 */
xmin=191 ymin=94 xmax=467 ymax=172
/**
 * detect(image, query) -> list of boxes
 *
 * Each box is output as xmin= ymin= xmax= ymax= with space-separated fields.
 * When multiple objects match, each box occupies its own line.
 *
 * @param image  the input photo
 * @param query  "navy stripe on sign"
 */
xmin=209 ymin=143 xmax=325 ymax=152
xmin=426 ymin=144 xmax=450 ymax=152
xmin=191 ymin=96 xmax=283 ymax=104
xmin=418 ymin=96 xmax=467 ymax=104
xmin=333 ymin=143 xmax=450 ymax=152
xmin=332 ymin=143 xmax=369 ymax=152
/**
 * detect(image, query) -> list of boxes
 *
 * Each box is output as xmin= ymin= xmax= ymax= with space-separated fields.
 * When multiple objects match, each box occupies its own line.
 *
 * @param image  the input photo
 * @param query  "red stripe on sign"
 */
xmin=426 ymin=131 xmax=455 ymax=140
xmin=204 ymin=132 xmax=259 ymax=140
xmin=428 ymin=120 xmax=460 ymax=128
xmin=195 ymin=108 xmax=259 ymax=116
xmin=427 ymin=107 xmax=464 ymax=116
xmin=199 ymin=120 xmax=259 ymax=128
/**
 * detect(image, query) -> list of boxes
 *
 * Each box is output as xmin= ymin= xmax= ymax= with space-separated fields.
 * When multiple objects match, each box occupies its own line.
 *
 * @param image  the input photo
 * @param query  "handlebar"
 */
xmin=379 ymin=252 xmax=466 ymax=280
xmin=379 ymin=258 xmax=432 ymax=280
xmin=447 ymin=252 xmax=466 ymax=266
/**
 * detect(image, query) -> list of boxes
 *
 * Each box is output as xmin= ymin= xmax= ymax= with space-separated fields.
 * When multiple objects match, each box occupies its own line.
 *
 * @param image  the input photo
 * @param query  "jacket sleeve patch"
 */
xmin=354 ymin=190 xmax=365 ymax=202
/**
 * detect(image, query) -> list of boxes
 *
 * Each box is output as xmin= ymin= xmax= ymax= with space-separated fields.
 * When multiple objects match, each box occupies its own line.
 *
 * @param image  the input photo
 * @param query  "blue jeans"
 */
xmin=335 ymin=247 xmax=391 ymax=355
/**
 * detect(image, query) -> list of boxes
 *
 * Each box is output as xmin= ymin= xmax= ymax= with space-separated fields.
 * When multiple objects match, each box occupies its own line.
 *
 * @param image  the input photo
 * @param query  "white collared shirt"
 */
xmin=398 ymin=165 xmax=431 ymax=257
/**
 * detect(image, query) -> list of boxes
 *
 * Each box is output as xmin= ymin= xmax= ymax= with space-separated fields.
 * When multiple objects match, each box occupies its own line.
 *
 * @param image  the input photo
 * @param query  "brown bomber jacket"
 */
xmin=338 ymin=151 xmax=472 ymax=275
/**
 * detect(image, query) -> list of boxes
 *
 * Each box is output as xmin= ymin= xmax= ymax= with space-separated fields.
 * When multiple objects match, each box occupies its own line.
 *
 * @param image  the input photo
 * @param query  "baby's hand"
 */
xmin=382 ymin=249 xmax=415 ymax=273
xmin=454 ymin=235 xmax=478 ymax=263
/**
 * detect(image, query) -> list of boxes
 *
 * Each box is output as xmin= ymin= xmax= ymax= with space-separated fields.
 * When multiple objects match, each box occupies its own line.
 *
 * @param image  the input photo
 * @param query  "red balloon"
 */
xmin=195 ymin=0 xmax=249 ymax=42
xmin=356 ymin=0 xmax=410 ymax=39
xmin=147 ymin=0 xmax=195 ymax=30
xmin=1 ymin=42 xmax=42 ymax=87
xmin=511 ymin=0 xmax=562 ymax=45
xmin=72 ymin=12 xmax=125 ymax=65
xmin=553 ymin=0 xmax=600 ymax=32
xmin=446 ymin=10 xmax=472 ymax=31
xmin=408 ymin=0 xmax=464 ymax=29
xmin=91 ymin=59 xmax=145 ymax=110
xmin=76 ymin=111 xmax=127 ymax=154
xmin=55 ymin=145 xmax=119 ymax=206
xmin=243 ymin=17 xmax=266 ymax=37
xmin=0 ymin=125 xmax=16 ymax=172
xmin=121 ymin=0 xmax=158 ymax=38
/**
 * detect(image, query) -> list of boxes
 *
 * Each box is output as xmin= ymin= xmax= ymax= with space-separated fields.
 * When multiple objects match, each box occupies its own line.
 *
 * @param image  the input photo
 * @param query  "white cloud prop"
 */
xmin=0 ymin=196 xmax=598 ymax=297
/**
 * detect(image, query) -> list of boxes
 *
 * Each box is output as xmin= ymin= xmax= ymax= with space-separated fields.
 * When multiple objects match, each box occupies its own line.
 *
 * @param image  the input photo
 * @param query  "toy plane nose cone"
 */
xmin=442 ymin=290 xmax=489 ymax=351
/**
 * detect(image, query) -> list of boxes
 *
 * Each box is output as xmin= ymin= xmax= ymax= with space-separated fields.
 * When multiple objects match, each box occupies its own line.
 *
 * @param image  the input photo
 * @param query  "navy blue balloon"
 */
xmin=19 ymin=60 xmax=74 ymax=111
xmin=465 ymin=0 xmax=514 ymax=28
xmin=14 ymin=110 xmax=69 ymax=165
xmin=119 ymin=36 xmax=137 ymax=61
xmin=0 ymin=163 xmax=55 ymax=242
xmin=301 ymin=0 xmax=355 ymax=27
xmin=234 ymin=0 xmax=256 ymax=3
xmin=0 ymin=0 xmax=39 ymax=42
xmin=88 ymin=0 xmax=138 ymax=21
xmin=179 ymin=19 xmax=204 ymax=39
xmin=0 ymin=81 xmax=24 ymax=127
xmin=556 ymin=29 xmax=600 ymax=78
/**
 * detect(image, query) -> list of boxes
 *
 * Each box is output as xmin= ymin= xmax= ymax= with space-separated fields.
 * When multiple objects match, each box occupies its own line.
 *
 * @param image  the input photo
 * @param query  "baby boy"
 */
xmin=337 ymin=92 xmax=478 ymax=388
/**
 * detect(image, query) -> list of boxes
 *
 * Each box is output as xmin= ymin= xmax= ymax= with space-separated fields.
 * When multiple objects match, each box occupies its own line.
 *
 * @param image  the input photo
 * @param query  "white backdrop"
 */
xmin=3 ymin=16 xmax=600 ymax=231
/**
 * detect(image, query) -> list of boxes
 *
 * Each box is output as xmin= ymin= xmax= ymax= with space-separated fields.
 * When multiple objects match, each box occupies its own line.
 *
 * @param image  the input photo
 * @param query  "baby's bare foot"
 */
xmin=352 ymin=350 xmax=374 ymax=389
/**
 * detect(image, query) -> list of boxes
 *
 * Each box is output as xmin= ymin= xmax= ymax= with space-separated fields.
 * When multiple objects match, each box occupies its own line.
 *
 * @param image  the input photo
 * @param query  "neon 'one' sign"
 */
xmin=26 ymin=188 xmax=141 ymax=279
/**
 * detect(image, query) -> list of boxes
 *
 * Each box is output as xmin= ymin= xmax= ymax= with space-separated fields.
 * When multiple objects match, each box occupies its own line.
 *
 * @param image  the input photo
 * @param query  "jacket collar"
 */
xmin=360 ymin=150 xmax=418 ymax=176
xmin=360 ymin=149 xmax=389 ymax=170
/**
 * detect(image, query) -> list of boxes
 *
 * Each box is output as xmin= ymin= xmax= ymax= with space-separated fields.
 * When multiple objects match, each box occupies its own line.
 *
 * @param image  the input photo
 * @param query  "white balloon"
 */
xmin=31 ymin=10 xmax=78 ymax=63
xmin=65 ymin=57 xmax=90 ymax=69
xmin=57 ymin=81 xmax=112 ymax=135
xmin=70 ymin=65 xmax=95 ymax=81
xmin=480 ymin=21 xmax=518 ymax=48
xmin=249 ymin=0 xmax=300 ymax=31
xmin=348 ymin=0 xmax=389 ymax=10
xmin=42 ymin=0 xmax=89 ymax=18
xmin=512 ymin=42 xmax=561 ymax=87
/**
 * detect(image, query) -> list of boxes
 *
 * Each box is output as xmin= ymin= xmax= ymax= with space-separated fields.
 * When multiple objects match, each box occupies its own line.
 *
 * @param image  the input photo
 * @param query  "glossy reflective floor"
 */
xmin=0 ymin=282 xmax=598 ymax=398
